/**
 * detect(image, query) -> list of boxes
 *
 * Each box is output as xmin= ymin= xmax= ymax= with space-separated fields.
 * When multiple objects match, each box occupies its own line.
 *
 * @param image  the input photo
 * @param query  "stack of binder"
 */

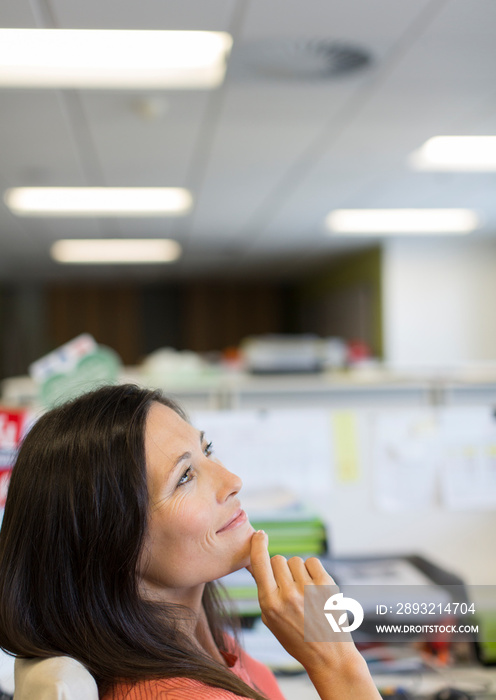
xmin=251 ymin=512 xmax=327 ymax=558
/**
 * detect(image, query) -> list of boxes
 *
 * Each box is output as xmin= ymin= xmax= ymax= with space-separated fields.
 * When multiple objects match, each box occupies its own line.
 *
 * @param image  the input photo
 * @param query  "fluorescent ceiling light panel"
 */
xmin=410 ymin=136 xmax=496 ymax=171
xmin=4 ymin=187 xmax=192 ymax=217
xmin=326 ymin=209 xmax=479 ymax=234
xmin=0 ymin=29 xmax=232 ymax=88
xmin=51 ymin=239 xmax=181 ymax=264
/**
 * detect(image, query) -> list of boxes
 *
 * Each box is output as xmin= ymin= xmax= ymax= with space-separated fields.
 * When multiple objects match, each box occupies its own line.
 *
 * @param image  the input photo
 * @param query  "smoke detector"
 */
xmin=229 ymin=38 xmax=372 ymax=81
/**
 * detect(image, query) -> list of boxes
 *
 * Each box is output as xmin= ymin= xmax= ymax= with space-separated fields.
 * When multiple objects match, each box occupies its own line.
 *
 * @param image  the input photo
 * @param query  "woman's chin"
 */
xmin=228 ymin=522 xmax=256 ymax=573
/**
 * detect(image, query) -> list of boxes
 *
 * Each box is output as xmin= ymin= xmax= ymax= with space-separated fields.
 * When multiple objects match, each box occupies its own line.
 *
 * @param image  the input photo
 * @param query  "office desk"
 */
xmin=276 ymin=666 xmax=496 ymax=699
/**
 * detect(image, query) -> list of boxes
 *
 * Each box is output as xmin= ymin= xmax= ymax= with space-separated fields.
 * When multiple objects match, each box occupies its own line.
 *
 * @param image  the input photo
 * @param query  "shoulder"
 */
xmin=232 ymin=647 xmax=286 ymax=700
xmin=105 ymin=638 xmax=286 ymax=700
xmin=104 ymin=676 xmax=250 ymax=700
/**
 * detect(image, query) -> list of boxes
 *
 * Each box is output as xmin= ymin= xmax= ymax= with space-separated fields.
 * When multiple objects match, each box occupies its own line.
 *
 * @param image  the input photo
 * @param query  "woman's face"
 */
xmin=139 ymin=402 xmax=254 ymax=596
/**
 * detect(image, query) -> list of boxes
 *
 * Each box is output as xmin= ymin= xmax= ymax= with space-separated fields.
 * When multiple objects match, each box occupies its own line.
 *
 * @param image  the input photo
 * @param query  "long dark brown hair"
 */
xmin=0 ymin=384 xmax=266 ymax=699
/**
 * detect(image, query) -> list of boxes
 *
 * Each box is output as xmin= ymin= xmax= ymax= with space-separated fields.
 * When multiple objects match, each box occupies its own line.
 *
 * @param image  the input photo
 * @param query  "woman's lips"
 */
xmin=216 ymin=508 xmax=247 ymax=534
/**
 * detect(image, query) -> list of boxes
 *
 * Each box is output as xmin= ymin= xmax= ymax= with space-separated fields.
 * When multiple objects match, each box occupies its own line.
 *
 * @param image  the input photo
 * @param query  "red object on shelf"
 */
xmin=0 ymin=407 xmax=32 ymax=510
xmin=347 ymin=339 xmax=371 ymax=363
xmin=0 ymin=468 xmax=11 ymax=510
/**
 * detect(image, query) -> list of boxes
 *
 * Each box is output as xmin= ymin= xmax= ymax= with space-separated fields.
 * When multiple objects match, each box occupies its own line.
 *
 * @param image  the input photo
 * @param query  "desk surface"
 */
xmin=275 ymin=666 xmax=496 ymax=700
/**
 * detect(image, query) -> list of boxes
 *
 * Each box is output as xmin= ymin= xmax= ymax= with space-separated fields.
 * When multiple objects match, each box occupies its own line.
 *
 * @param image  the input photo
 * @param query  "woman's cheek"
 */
xmin=165 ymin=486 xmax=203 ymax=525
xmin=170 ymin=492 xmax=213 ymax=539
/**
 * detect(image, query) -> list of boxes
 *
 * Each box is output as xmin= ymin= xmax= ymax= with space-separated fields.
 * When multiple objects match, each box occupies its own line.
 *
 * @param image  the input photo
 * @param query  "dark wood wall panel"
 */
xmin=182 ymin=283 xmax=283 ymax=353
xmin=47 ymin=285 xmax=143 ymax=365
xmin=46 ymin=282 xmax=287 ymax=365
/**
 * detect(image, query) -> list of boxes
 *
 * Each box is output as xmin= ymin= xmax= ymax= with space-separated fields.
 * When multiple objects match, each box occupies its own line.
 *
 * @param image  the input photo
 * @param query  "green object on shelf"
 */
xmin=251 ymin=517 xmax=327 ymax=557
xmin=477 ymin=611 xmax=496 ymax=664
xmin=220 ymin=586 xmax=258 ymax=601
xmin=40 ymin=346 xmax=121 ymax=408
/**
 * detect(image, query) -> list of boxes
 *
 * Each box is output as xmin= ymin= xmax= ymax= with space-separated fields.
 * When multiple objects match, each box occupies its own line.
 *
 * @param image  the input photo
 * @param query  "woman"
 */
xmin=0 ymin=384 xmax=380 ymax=699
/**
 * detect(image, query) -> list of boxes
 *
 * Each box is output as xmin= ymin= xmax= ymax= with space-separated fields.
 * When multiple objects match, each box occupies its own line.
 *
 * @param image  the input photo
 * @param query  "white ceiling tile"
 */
xmin=48 ymin=0 xmax=236 ymax=30
xmin=0 ymin=0 xmax=38 ymax=26
xmin=241 ymin=0 xmax=433 ymax=42
xmin=78 ymin=91 xmax=212 ymax=186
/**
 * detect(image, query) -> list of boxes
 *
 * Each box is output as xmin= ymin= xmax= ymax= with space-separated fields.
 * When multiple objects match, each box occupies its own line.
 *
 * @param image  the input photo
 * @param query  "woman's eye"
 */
xmin=177 ymin=467 xmax=193 ymax=487
xmin=204 ymin=441 xmax=213 ymax=457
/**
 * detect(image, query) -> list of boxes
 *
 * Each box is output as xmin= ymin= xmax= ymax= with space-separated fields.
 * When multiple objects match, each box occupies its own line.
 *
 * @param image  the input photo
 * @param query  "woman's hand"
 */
xmin=247 ymin=530 xmax=381 ymax=700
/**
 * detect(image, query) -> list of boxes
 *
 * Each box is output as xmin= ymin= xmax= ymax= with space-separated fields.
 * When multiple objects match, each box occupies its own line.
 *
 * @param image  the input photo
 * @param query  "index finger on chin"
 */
xmin=247 ymin=530 xmax=277 ymax=594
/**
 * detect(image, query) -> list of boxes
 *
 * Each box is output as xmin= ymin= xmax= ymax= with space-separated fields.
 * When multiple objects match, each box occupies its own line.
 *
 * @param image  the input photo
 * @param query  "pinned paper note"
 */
xmin=438 ymin=407 xmax=496 ymax=510
xmin=331 ymin=411 xmax=361 ymax=483
xmin=372 ymin=410 xmax=440 ymax=512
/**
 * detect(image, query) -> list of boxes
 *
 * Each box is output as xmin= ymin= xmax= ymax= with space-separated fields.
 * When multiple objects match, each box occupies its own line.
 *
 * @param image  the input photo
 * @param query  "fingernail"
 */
xmin=257 ymin=529 xmax=266 ymax=536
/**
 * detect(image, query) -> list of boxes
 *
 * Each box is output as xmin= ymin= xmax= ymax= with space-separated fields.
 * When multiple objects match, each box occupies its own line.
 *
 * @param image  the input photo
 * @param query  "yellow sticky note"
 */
xmin=331 ymin=411 xmax=360 ymax=483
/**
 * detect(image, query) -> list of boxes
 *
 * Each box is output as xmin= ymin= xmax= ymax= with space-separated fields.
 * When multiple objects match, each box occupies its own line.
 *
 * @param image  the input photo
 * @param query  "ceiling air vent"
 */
xmin=229 ymin=38 xmax=372 ymax=81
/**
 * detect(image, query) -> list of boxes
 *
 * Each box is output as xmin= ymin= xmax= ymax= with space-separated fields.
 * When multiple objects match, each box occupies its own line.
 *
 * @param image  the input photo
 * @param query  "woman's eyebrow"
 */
xmin=167 ymin=431 xmax=205 ymax=479
xmin=171 ymin=451 xmax=191 ymax=470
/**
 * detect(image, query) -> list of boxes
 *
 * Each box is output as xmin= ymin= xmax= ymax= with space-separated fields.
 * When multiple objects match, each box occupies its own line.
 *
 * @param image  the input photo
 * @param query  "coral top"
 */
xmin=103 ymin=645 xmax=286 ymax=700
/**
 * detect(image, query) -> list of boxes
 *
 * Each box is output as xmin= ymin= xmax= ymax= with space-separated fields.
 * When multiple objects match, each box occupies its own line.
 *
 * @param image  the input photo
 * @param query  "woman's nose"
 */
xmin=214 ymin=462 xmax=242 ymax=502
